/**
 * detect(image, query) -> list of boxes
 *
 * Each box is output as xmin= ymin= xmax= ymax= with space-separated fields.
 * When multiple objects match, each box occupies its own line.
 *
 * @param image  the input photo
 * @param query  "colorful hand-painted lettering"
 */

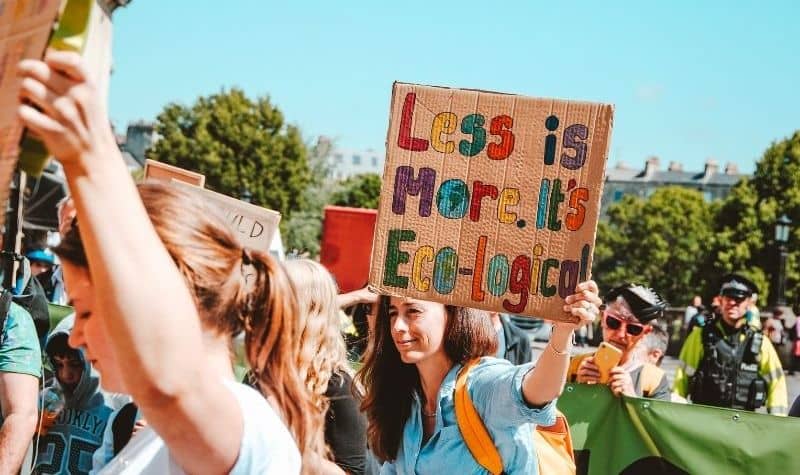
xmin=370 ymin=83 xmax=613 ymax=321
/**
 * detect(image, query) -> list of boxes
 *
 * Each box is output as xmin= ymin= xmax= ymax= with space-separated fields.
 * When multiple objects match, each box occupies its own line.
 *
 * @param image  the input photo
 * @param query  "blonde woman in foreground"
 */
xmin=18 ymin=50 xmax=326 ymax=473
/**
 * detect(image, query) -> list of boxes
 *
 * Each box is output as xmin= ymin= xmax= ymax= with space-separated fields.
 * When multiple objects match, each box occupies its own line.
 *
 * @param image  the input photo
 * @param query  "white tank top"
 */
xmin=97 ymin=381 xmax=300 ymax=474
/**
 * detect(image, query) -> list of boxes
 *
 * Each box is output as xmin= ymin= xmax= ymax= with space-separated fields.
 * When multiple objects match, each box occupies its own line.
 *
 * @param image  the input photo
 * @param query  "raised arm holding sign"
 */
xmin=357 ymin=82 xmax=608 ymax=474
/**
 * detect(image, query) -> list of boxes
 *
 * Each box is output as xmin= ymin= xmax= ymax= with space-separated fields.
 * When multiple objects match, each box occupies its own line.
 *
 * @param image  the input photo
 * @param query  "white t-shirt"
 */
xmin=97 ymin=381 xmax=301 ymax=474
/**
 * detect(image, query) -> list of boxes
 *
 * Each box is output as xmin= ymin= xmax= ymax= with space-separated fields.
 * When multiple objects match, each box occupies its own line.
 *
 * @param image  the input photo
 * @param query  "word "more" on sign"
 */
xmin=369 ymin=83 xmax=613 ymax=322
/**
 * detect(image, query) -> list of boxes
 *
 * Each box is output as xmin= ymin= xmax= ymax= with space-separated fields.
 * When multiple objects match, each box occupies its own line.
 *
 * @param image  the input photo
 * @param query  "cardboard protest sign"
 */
xmin=170 ymin=180 xmax=281 ymax=252
xmin=321 ymin=206 xmax=378 ymax=293
xmin=369 ymin=83 xmax=613 ymax=322
xmin=144 ymin=159 xmax=206 ymax=187
xmin=0 ymin=0 xmax=63 ymax=228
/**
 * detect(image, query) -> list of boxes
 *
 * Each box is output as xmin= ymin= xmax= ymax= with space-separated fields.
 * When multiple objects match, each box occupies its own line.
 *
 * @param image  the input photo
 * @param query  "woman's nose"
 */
xmin=611 ymin=325 xmax=627 ymax=340
xmin=392 ymin=314 xmax=409 ymax=333
xmin=68 ymin=319 xmax=85 ymax=349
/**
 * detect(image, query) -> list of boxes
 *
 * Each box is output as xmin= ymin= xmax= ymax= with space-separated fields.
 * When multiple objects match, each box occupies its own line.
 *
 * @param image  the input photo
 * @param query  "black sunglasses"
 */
xmin=604 ymin=312 xmax=645 ymax=336
xmin=723 ymin=294 xmax=748 ymax=304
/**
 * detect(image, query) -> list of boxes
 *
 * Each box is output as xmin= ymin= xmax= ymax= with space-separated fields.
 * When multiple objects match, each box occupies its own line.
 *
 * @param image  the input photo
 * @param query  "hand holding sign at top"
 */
xmin=370 ymin=83 xmax=613 ymax=322
xmin=17 ymin=49 xmax=113 ymax=168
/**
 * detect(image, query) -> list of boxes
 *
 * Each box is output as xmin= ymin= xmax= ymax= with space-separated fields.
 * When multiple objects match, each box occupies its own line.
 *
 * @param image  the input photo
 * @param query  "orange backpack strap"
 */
xmin=455 ymin=359 xmax=577 ymax=475
xmin=534 ymin=411 xmax=577 ymax=475
xmin=454 ymin=359 xmax=504 ymax=475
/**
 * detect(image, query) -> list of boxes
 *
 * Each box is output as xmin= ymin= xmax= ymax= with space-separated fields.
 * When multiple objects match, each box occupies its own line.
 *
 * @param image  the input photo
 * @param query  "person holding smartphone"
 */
xmin=568 ymin=283 xmax=671 ymax=400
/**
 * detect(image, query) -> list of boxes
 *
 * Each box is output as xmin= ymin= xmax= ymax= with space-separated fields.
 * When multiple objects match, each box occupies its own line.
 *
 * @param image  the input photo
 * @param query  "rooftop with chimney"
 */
xmin=606 ymin=156 xmax=745 ymax=186
xmin=600 ymin=156 xmax=750 ymax=215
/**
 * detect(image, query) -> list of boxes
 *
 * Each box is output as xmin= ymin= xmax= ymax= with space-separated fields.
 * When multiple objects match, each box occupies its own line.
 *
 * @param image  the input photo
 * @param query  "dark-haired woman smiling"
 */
xmin=357 ymin=281 xmax=600 ymax=474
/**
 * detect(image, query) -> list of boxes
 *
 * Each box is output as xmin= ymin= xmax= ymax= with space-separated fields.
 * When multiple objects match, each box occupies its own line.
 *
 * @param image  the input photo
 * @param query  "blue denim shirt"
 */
xmin=380 ymin=357 xmax=557 ymax=475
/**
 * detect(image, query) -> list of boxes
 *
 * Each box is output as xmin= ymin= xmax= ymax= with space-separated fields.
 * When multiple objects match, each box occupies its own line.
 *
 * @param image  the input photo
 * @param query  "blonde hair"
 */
xmin=283 ymin=259 xmax=352 ymax=414
xmin=56 ymin=183 xmax=326 ymax=473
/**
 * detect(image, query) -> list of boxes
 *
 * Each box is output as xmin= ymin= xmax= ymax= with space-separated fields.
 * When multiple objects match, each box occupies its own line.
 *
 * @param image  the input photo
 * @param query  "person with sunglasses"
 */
xmin=673 ymin=273 xmax=788 ymax=415
xmin=568 ymin=283 xmax=671 ymax=400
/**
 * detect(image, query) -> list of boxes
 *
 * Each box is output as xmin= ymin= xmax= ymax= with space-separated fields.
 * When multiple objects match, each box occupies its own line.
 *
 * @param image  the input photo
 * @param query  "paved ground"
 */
xmin=531 ymin=341 xmax=800 ymax=410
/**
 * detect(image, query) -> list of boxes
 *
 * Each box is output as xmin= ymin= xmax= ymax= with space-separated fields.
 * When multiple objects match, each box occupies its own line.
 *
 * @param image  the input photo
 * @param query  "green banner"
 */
xmin=47 ymin=303 xmax=74 ymax=329
xmin=558 ymin=384 xmax=800 ymax=474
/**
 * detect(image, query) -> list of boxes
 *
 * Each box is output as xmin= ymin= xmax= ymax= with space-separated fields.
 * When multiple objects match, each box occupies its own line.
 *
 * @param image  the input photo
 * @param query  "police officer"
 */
xmin=673 ymin=273 xmax=788 ymax=415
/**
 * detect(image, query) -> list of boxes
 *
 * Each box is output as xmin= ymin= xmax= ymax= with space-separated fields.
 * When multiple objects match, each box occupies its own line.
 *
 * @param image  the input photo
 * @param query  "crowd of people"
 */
xmin=0 ymin=50 xmax=796 ymax=474
xmin=564 ymin=275 xmax=790 ymax=414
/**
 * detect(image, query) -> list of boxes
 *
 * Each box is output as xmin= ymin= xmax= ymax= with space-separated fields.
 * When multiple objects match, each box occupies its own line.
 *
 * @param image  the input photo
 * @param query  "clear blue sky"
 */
xmin=109 ymin=0 xmax=799 ymax=174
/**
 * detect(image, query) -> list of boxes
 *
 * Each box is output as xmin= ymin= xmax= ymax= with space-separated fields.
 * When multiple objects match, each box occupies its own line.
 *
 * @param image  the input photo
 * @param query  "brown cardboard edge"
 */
xmin=143 ymin=159 xmax=206 ymax=187
xmin=367 ymin=82 xmax=403 ymax=290
xmin=0 ymin=5 xmax=64 ymax=229
xmin=393 ymin=81 xmax=614 ymax=108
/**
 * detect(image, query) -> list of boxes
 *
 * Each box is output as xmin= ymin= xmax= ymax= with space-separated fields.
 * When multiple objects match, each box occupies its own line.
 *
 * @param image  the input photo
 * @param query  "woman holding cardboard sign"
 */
xmin=357 ymin=282 xmax=600 ymax=474
xmin=17 ymin=50 xmax=322 ymax=473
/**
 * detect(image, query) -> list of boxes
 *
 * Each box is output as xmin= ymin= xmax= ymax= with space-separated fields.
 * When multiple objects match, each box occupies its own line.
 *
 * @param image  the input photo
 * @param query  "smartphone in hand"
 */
xmin=595 ymin=342 xmax=623 ymax=384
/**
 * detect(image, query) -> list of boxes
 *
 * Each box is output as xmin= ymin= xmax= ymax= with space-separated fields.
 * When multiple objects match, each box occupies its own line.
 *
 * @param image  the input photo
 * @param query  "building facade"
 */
xmin=121 ymin=120 xmax=158 ymax=166
xmin=601 ymin=157 xmax=748 ymax=216
xmin=326 ymin=146 xmax=385 ymax=180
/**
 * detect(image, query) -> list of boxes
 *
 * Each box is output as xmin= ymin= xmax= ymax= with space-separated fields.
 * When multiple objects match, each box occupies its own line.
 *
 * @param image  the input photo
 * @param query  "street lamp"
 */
xmin=773 ymin=214 xmax=792 ymax=306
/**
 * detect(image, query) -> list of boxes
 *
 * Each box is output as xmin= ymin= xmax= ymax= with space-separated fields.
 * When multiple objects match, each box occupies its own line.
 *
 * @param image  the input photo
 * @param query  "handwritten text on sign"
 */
xmin=369 ymin=84 xmax=613 ymax=321
xmin=170 ymin=181 xmax=281 ymax=252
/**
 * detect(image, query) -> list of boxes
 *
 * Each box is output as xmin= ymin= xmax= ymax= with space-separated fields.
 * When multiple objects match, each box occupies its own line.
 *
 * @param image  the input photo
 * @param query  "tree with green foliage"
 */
xmin=284 ymin=168 xmax=383 ymax=256
xmin=147 ymin=88 xmax=311 ymax=222
xmin=283 ymin=138 xmax=337 ymax=256
xmin=329 ymin=173 xmax=382 ymax=209
xmin=706 ymin=131 xmax=800 ymax=306
xmin=593 ymin=186 xmax=715 ymax=306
